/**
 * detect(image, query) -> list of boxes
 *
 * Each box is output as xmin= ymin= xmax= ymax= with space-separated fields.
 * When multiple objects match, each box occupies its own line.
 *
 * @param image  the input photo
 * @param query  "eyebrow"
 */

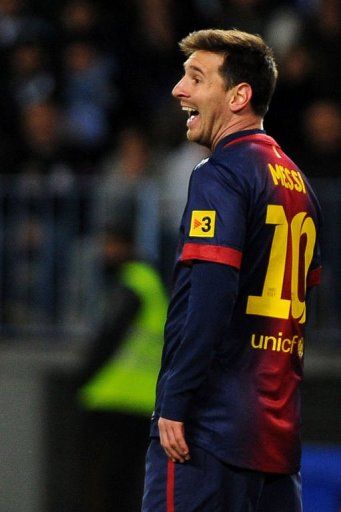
xmin=184 ymin=63 xmax=205 ymax=76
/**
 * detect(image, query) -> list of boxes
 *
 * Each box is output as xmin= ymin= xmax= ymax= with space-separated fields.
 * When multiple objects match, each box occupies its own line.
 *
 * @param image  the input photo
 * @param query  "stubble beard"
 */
xmin=186 ymin=128 xmax=210 ymax=149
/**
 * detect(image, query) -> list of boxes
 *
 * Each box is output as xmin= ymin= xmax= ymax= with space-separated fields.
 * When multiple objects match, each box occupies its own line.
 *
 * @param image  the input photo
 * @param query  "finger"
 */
xmin=172 ymin=423 xmax=190 ymax=459
xmin=166 ymin=426 xmax=186 ymax=463
xmin=158 ymin=421 xmax=179 ymax=462
xmin=170 ymin=425 xmax=190 ymax=461
xmin=159 ymin=421 xmax=185 ymax=462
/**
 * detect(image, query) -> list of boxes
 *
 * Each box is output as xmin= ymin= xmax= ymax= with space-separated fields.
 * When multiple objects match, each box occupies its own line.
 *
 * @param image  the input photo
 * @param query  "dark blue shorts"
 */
xmin=141 ymin=439 xmax=302 ymax=512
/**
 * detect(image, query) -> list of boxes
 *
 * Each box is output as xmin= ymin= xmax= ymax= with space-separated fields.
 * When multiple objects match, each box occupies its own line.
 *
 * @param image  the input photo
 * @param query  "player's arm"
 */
xmin=159 ymin=160 xmax=246 ymax=462
xmin=159 ymin=260 xmax=239 ymax=461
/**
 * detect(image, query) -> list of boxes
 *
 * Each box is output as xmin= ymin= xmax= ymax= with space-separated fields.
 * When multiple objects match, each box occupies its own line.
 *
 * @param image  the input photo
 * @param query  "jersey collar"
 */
xmin=214 ymin=129 xmax=279 ymax=154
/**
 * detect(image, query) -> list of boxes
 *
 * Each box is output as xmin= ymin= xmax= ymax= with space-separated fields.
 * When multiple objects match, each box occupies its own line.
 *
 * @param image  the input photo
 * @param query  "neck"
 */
xmin=211 ymin=116 xmax=263 ymax=151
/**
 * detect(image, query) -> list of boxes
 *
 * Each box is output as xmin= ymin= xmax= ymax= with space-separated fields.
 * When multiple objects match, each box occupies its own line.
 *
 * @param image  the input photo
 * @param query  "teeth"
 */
xmin=182 ymin=106 xmax=198 ymax=118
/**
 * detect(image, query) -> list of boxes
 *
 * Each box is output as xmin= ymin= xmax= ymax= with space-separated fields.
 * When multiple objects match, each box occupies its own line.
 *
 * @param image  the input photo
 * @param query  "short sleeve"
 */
xmin=179 ymin=160 xmax=249 ymax=269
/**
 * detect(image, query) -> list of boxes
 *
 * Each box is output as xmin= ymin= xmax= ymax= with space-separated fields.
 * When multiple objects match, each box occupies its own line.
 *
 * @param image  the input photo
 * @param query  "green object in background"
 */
xmin=79 ymin=261 xmax=168 ymax=416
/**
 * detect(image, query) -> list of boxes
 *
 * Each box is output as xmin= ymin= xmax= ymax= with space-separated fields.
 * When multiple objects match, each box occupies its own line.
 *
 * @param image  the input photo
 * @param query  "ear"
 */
xmin=229 ymin=83 xmax=253 ymax=113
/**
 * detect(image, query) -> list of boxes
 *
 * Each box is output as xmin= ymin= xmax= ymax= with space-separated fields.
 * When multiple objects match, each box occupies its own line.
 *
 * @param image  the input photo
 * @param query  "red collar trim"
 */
xmin=223 ymin=133 xmax=279 ymax=150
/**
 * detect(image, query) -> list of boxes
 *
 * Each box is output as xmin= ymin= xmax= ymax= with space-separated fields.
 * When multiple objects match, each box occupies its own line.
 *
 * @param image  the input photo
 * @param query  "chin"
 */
xmin=187 ymin=129 xmax=200 ymax=142
xmin=187 ymin=130 xmax=209 ymax=148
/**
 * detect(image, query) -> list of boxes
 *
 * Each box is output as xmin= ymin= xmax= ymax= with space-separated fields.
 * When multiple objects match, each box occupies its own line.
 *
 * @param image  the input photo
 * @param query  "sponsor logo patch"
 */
xmin=189 ymin=210 xmax=216 ymax=237
xmin=250 ymin=332 xmax=304 ymax=358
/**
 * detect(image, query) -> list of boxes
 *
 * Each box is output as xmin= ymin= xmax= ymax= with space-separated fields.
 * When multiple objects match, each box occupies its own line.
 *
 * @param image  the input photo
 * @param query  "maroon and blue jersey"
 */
xmin=151 ymin=129 xmax=322 ymax=474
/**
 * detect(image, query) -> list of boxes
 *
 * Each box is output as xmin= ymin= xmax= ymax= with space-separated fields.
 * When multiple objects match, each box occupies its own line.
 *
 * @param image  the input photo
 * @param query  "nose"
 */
xmin=172 ymin=77 xmax=189 ymax=99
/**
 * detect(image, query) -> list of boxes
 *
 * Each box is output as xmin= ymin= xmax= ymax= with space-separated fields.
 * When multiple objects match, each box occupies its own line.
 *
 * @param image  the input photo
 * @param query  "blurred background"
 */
xmin=0 ymin=0 xmax=340 ymax=511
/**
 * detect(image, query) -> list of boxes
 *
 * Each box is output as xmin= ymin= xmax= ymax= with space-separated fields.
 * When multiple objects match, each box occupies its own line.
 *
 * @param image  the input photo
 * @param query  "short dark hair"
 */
xmin=179 ymin=29 xmax=278 ymax=117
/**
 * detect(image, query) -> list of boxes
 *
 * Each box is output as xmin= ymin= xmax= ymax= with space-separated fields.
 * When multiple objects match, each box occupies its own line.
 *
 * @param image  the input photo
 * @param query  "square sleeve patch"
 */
xmin=189 ymin=210 xmax=216 ymax=238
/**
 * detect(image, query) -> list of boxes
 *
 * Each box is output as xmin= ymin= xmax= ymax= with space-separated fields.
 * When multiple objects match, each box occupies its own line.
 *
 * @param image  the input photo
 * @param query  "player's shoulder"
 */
xmin=191 ymin=132 xmax=277 ymax=188
xmin=193 ymin=157 xmax=210 ymax=171
xmin=214 ymin=139 xmax=261 ymax=174
xmin=190 ymin=152 xmax=252 ymax=199
xmin=190 ymin=156 xmax=229 ymax=192
xmin=192 ymin=152 xmax=238 ymax=177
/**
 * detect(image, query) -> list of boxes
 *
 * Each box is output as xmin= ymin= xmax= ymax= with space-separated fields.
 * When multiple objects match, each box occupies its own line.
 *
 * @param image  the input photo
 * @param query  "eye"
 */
xmin=192 ymin=76 xmax=201 ymax=84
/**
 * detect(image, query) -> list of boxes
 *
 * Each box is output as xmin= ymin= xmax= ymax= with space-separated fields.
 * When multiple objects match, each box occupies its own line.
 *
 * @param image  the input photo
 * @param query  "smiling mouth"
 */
xmin=182 ymin=106 xmax=199 ymax=118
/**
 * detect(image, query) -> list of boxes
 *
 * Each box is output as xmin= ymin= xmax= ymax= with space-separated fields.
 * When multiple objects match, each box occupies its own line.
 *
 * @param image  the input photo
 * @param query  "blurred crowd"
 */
xmin=0 ymin=0 xmax=340 ymax=331
xmin=0 ymin=0 xmax=340 ymax=177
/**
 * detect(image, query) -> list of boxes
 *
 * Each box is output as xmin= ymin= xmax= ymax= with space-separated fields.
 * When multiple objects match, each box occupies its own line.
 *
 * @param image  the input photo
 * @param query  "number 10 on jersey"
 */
xmin=246 ymin=204 xmax=316 ymax=324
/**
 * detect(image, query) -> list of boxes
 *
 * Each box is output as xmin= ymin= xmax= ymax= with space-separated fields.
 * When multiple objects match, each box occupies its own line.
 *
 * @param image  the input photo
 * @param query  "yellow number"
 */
xmin=246 ymin=205 xmax=290 ymax=319
xmin=246 ymin=205 xmax=316 ymax=322
xmin=291 ymin=213 xmax=316 ymax=323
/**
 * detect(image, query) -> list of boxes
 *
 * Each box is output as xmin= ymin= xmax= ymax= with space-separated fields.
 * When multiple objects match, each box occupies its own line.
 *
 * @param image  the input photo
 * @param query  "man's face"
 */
xmin=172 ymin=50 xmax=233 ymax=149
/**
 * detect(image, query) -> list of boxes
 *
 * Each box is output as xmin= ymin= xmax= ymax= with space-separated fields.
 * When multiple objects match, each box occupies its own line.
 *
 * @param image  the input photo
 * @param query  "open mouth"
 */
xmin=182 ymin=106 xmax=199 ymax=119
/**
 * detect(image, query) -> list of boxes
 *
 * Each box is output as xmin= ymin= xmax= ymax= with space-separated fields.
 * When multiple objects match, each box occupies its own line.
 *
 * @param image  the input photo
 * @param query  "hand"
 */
xmin=158 ymin=417 xmax=190 ymax=463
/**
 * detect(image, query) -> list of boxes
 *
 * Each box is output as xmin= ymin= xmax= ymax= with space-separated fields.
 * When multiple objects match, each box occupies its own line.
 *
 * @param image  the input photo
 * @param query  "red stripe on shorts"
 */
xmin=166 ymin=459 xmax=175 ymax=512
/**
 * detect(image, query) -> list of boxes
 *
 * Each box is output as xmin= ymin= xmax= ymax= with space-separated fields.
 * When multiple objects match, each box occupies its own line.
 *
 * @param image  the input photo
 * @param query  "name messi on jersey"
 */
xmin=268 ymin=163 xmax=306 ymax=194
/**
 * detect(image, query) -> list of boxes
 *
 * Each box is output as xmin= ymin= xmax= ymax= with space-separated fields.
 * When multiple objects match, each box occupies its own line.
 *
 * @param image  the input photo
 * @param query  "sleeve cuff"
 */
xmin=160 ymin=396 xmax=191 ymax=422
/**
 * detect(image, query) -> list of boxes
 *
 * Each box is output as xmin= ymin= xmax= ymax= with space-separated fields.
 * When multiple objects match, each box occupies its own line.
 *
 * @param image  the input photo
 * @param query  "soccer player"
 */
xmin=142 ymin=29 xmax=322 ymax=512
